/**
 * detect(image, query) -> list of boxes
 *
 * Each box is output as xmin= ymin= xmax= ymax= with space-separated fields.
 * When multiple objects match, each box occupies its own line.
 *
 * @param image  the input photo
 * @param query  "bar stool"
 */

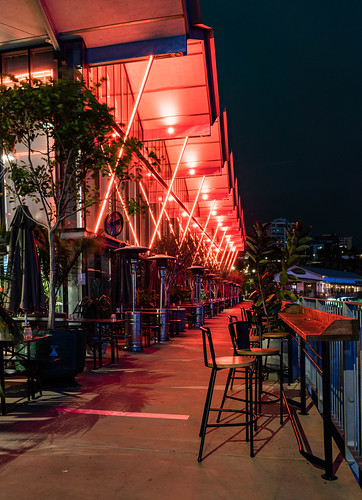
xmin=228 ymin=320 xmax=284 ymax=425
xmin=226 ymin=314 xmax=260 ymax=393
xmin=198 ymin=326 xmax=256 ymax=462
xmin=263 ymin=330 xmax=291 ymax=384
xmin=168 ymin=310 xmax=181 ymax=337
xmin=142 ymin=313 xmax=161 ymax=346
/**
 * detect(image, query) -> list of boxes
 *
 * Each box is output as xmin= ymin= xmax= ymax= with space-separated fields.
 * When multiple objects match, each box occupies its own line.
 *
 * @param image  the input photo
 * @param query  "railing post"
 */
xmin=321 ymin=342 xmax=337 ymax=480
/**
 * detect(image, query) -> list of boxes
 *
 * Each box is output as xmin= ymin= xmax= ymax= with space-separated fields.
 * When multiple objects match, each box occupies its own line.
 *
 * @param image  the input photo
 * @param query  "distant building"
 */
xmin=339 ymin=236 xmax=353 ymax=250
xmin=265 ymin=218 xmax=296 ymax=248
xmin=274 ymin=265 xmax=362 ymax=298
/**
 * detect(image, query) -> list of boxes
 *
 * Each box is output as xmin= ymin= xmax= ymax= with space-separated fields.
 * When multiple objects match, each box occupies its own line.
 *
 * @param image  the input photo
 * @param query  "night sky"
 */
xmin=200 ymin=1 xmax=362 ymax=247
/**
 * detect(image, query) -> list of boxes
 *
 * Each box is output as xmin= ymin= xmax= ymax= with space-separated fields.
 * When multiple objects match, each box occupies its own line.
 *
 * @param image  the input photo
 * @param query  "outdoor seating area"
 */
xmin=0 ymin=1 xmax=361 ymax=496
xmin=0 ymin=303 xmax=360 ymax=498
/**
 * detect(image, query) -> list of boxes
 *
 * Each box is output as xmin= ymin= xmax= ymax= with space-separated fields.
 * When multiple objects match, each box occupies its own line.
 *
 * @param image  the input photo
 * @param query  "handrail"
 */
xmin=294 ymin=296 xmax=362 ymax=483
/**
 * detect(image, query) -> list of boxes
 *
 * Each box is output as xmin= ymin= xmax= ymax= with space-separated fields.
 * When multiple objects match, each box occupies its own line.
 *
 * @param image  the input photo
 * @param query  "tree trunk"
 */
xmin=47 ymin=229 xmax=57 ymax=330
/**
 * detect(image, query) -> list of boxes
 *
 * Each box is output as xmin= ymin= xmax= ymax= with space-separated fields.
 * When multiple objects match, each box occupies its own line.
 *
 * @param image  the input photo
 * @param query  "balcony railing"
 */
xmin=296 ymin=297 xmax=362 ymax=482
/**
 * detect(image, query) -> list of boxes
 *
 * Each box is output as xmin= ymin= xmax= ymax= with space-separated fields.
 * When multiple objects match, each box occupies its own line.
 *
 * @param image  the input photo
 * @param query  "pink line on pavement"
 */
xmin=56 ymin=408 xmax=189 ymax=420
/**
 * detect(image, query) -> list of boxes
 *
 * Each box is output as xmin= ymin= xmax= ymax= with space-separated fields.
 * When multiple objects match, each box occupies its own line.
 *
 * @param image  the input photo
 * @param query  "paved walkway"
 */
xmin=0 ymin=305 xmax=360 ymax=499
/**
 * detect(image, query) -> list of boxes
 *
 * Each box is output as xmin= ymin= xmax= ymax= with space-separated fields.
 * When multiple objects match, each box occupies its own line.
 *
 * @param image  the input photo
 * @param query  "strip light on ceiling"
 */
xmin=114 ymin=180 xmax=139 ymax=246
xmin=206 ymin=223 xmax=221 ymax=260
xmin=149 ymin=136 xmax=188 ymax=249
xmin=229 ymin=250 xmax=239 ymax=270
xmin=139 ymin=181 xmax=160 ymax=238
xmin=94 ymin=55 xmax=154 ymax=234
xmin=193 ymin=200 xmax=216 ymax=264
xmin=179 ymin=176 xmax=205 ymax=247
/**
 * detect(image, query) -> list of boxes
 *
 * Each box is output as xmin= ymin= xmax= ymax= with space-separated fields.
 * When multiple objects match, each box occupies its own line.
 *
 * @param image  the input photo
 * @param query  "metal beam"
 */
xmin=94 ymin=55 xmax=154 ymax=234
xmin=149 ymin=136 xmax=188 ymax=249
xmin=35 ymin=0 xmax=60 ymax=51
xmin=179 ymin=176 xmax=205 ymax=247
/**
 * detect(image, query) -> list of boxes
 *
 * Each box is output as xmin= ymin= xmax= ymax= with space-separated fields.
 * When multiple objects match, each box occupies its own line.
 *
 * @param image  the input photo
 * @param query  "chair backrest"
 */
xmin=200 ymin=326 xmax=217 ymax=369
xmin=228 ymin=320 xmax=251 ymax=353
xmin=240 ymin=307 xmax=248 ymax=322
xmin=228 ymin=314 xmax=238 ymax=323
xmin=241 ymin=308 xmax=253 ymax=327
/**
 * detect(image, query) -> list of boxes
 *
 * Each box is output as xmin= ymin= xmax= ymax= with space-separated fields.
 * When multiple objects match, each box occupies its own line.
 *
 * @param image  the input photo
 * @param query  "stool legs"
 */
xmin=198 ymin=368 xmax=217 ymax=461
xmin=254 ymin=352 xmax=284 ymax=426
xmin=280 ymin=343 xmax=284 ymax=425
xmin=198 ymin=366 xmax=254 ymax=462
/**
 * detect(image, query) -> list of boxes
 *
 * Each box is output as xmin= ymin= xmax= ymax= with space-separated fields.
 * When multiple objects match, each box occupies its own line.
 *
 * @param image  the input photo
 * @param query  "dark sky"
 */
xmin=200 ymin=1 xmax=362 ymax=247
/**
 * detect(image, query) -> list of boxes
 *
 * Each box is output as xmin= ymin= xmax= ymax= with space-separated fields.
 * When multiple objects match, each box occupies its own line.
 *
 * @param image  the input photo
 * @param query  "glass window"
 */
xmin=31 ymin=48 xmax=56 ymax=80
xmin=3 ymin=50 xmax=29 ymax=80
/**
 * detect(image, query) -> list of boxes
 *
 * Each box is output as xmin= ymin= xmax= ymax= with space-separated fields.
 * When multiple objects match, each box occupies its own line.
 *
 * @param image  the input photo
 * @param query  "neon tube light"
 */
xmin=206 ymin=223 xmax=221 ymax=260
xmin=218 ymin=244 xmax=229 ymax=268
xmin=94 ymin=56 xmax=154 ymax=234
xmin=149 ymin=136 xmax=188 ymax=249
xmin=214 ymin=229 xmax=227 ymax=264
xmin=3 ymin=69 xmax=54 ymax=85
xmin=224 ymin=247 xmax=235 ymax=270
xmin=114 ymin=181 xmax=139 ymax=246
xmin=163 ymin=206 xmax=178 ymax=243
xmin=139 ymin=181 xmax=160 ymax=238
xmin=179 ymin=176 xmax=205 ymax=247
xmin=229 ymin=250 xmax=238 ymax=270
xmin=193 ymin=200 xmax=216 ymax=264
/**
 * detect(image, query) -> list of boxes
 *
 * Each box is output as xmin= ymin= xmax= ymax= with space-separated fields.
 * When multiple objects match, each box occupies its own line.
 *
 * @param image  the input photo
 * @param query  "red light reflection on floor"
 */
xmin=56 ymin=408 xmax=189 ymax=420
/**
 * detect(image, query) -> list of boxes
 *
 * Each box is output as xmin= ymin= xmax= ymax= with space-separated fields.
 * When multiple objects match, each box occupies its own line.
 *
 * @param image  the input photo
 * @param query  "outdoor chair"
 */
xmin=198 ymin=326 xmax=256 ymax=462
xmin=227 ymin=320 xmax=284 ymax=425
xmin=227 ymin=314 xmax=254 ymax=390
xmin=141 ymin=314 xmax=160 ymax=346
xmin=168 ymin=310 xmax=181 ymax=337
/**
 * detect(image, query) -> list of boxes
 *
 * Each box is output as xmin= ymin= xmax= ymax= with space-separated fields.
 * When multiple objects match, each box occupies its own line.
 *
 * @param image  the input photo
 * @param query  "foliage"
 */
xmin=126 ymin=194 xmax=148 ymax=216
xmin=0 ymin=303 xmax=23 ymax=343
xmin=246 ymin=221 xmax=312 ymax=332
xmin=170 ymin=284 xmax=192 ymax=304
xmin=274 ymin=222 xmax=312 ymax=302
xmin=33 ymin=226 xmax=97 ymax=295
xmin=0 ymin=75 xmax=155 ymax=328
xmin=152 ymin=233 xmax=197 ymax=307
xmin=246 ymin=222 xmax=280 ymax=331
xmin=74 ymin=279 xmax=112 ymax=319
xmin=136 ymin=288 xmax=158 ymax=309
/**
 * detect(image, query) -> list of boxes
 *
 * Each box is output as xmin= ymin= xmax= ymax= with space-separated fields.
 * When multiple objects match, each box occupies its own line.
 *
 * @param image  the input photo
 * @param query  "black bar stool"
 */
xmin=198 ymin=326 xmax=256 ymax=462
xmin=228 ymin=320 xmax=284 ymax=425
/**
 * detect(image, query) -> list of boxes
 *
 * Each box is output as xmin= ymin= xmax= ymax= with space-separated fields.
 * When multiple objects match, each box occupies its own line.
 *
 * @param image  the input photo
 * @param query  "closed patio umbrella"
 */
xmin=4 ymin=206 xmax=45 ymax=313
xmin=111 ymin=250 xmax=132 ymax=308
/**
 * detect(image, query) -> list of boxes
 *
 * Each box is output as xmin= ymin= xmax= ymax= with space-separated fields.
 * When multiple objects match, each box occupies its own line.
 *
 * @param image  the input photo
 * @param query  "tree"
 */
xmin=153 ymin=233 xmax=197 ymax=308
xmin=246 ymin=222 xmax=279 ymax=332
xmin=247 ymin=221 xmax=312 ymax=332
xmin=276 ymin=222 xmax=312 ymax=301
xmin=0 ymin=75 xmax=151 ymax=328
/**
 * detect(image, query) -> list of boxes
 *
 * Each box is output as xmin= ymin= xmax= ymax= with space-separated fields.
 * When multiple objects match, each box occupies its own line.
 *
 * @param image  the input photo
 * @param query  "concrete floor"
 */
xmin=0 ymin=305 xmax=361 ymax=499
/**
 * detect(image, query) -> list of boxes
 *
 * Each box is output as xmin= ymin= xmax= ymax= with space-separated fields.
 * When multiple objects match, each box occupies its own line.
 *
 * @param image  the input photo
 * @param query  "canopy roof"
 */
xmin=0 ymin=0 xmax=245 ymax=254
xmin=0 ymin=0 xmax=200 ymax=52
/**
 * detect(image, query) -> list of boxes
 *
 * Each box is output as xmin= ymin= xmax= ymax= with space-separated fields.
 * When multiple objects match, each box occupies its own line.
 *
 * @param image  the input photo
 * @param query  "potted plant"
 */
xmin=0 ymin=75 xmax=154 ymax=329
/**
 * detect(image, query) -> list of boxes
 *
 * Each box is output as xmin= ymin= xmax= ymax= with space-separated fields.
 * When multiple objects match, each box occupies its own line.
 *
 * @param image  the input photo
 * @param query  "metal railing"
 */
xmin=297 ymin=297 xmax=362 ymax=482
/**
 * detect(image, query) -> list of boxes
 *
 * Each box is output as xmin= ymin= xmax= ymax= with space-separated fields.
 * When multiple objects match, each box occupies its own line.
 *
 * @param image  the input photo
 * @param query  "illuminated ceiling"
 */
xmin=0 ymin=0 xmax=245 ymax=252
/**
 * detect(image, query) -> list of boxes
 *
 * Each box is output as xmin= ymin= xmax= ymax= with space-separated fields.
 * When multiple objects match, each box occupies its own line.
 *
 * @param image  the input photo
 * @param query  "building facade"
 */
xmin=0 ymin=1 xmax=246 ymax=314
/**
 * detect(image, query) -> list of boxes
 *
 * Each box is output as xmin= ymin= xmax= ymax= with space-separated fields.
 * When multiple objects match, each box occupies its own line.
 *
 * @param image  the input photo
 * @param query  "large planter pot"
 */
xmin=27 ymin=329 xmax=86 ymax=386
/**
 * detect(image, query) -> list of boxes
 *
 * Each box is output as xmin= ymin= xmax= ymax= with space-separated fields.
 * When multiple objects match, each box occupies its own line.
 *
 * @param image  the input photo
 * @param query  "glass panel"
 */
xmin=31 ymin=48 xmax=56 ymax=81
xmin=3 ymin=50 xmax=29 ymax=83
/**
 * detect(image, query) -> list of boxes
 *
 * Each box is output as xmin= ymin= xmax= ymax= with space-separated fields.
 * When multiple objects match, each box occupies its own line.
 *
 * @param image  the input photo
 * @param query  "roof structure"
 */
xmin=0 ymin=0 xmax=246 ymax=262
xmin=275 ymin=266 xmax=362 ymax=285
